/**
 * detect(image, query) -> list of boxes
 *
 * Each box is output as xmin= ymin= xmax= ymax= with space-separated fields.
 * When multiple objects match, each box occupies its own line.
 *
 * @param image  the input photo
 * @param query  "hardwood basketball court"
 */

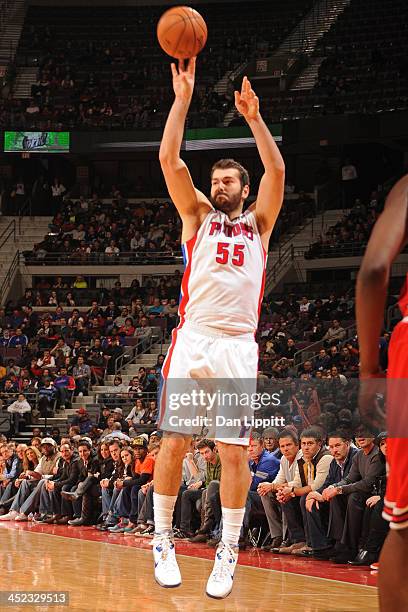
xmin=0 ymin=523 xmax=378 ymax=611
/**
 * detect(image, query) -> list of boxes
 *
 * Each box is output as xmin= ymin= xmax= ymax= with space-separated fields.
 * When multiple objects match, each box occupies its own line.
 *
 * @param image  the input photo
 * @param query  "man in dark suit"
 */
xmin=304 ymin=433 xmax=357 ymax=559
xmin=39 ymin=443 xmax=80 ymax=524
xmin=66 ymin=440 xmax=100 ymax=526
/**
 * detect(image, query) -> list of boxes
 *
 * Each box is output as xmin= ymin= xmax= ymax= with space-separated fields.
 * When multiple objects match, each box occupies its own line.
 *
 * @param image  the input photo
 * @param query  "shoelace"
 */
xmin=152 ymin=534 xmax=179 ymax=571
xmin=211 ymin=543 xmax=235 ymax=583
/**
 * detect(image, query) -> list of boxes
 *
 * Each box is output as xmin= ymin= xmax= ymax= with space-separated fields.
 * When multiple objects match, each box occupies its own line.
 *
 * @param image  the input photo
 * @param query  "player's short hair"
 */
xmin=211 ymin=159 xmax=250 ymax=188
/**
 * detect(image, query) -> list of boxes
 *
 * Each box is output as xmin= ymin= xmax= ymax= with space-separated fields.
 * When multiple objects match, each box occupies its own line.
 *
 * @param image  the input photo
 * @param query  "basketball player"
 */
xmin=356 ymin=174 xmax=408 ymax=610
xmin=151 ymin=57 xmax=285 ymax=599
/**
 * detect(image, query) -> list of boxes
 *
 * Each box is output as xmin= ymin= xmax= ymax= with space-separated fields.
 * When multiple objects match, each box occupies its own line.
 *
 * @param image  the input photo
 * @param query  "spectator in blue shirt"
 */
xmin=7 ymin=309 xmax=23 ymax=329
xmin=37 ymin=380 xmax=56 ymax=417
xmin=8 ymin=328 xmax=29 ymax=348
xmin=147 ymin=297 xmax=164 ymax=317
xmin=248 ymin=433 xmax=280 ymax=491
xmin=241 ymin=432 xmax=280 ymax=546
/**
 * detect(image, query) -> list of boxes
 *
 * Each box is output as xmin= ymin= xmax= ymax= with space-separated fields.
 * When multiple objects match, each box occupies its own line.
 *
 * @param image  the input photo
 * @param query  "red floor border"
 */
xmin=0 ymin=522 xmax=378 ymax=588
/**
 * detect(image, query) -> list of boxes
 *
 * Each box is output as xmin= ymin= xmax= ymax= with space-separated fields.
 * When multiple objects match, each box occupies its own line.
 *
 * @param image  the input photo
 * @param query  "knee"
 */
xmin=160 ymin=434 xmax=191 ymax=460
xmin=217 ymin=442 xmax=248 ymax=467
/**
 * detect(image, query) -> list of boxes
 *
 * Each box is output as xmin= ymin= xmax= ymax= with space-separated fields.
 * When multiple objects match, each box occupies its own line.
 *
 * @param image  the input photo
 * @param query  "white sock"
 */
xmin=221 ymin=507 xmax=246 ymax=547
xmin=153 ymin=493 xmax=177 ymax=534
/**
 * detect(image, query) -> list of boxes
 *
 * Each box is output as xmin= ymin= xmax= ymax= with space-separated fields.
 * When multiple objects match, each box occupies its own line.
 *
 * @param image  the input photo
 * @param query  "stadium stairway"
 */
xmin=223 ymin=0 xmax=351 ymax=125
xmin=265 ymin=208 xmax=344 ymax=296
xmin=291 ymin=57 xmax=325 ymax=91
xmin=11 ymin=339 xmax=171 ymax=443
xmin=0 ymin=215 xmax=52 ymax=276
xmin=0 ymin=216 xmax=52 ymax=296
xmin=0 ymin=0 xmax=27 ymax=65
xmin=91 ymin=340 xmax=170 ymax=394
xmin=277 ymin=0 xmax=351 ymax=55
xmin=13 ymin=67 xmax=39 ymax=99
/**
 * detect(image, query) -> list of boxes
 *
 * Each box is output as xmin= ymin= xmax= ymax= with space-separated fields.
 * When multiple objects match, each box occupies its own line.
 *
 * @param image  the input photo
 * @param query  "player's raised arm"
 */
xmin=159 ymin=57 xmax=211 ymax=229
xmin=235 ymin=77 xmax=285 ymax=238
xmin=356 ymin=174 xmax=408 ymax=376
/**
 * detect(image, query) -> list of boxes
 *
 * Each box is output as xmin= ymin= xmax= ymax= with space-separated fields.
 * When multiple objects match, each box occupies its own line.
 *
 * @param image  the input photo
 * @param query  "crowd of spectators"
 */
xmin=0 ymin=270 xmax=184 ymax=434
xmin=25 ymin=191 xmax=183 ymax=265
xmin=305 ymin=191 xmax=384 ymax=259
xmin=305 ymin=192 xmax=383 ymax=259
xmin=310 ymin=0 xmax=408 ymax=116
xmin=1 ymin=266 xmax=382 ymax=449
xmin=4 ymin=1 xmax=313 ymax=131
xmin=263 ymin=0 xmax=408 ymax=123
xmin=23 ymin=187 xmax=316 ymax=264
xmin=0 ymin=425 xmax=389 ymax=570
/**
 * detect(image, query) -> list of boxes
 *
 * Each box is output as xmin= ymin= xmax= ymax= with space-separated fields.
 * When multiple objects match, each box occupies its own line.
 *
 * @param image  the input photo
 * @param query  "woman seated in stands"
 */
xmin=118 ymin=317 xmax=135 ymax=337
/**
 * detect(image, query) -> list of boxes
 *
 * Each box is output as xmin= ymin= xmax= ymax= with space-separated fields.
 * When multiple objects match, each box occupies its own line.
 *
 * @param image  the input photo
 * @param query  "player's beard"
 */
xmin=210 ymin=189 xmax=244 ymax=214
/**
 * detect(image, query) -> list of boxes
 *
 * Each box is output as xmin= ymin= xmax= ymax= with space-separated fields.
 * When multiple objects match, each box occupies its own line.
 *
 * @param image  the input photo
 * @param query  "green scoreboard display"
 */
xmin=4 ymin=131 xmax=70 ymax=153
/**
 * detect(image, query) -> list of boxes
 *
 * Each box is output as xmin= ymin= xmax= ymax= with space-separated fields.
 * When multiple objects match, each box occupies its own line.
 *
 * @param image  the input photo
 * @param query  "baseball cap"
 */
xmin=41 ymin=437 xmax=57 ymax=447
xmin=76 ymin=407 xmax=87 ymax=415
xmin=113 ymin=407 xmax=123 ymax=415
xmin=132 ymin=436 xmax=148 ymax=448
xmin=150 ymin=431 xmax=163 ymax=439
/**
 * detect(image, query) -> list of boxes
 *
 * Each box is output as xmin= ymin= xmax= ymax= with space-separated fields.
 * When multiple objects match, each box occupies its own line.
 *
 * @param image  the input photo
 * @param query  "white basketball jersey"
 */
xmin=179 ymin=209 xmax=267 ymax=334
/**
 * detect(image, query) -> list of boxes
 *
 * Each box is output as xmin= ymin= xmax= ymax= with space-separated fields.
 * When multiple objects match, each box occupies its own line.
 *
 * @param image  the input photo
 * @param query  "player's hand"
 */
xmin=171 ymin=57 xmax=196 ymax=103
xmin=234 ymin=76 xmax=260 ymax=121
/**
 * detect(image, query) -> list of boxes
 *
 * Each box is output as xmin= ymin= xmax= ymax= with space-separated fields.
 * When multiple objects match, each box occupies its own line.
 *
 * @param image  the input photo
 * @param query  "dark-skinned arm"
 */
xmin=356 ymin=174 xmax=408 ymax=376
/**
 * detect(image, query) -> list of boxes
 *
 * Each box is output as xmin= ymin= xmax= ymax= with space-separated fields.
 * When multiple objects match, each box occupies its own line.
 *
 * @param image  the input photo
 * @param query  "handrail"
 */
xmin=0 ymin=219 xmax=16 ymax=251
xmin=267 ymin=322 xmax=357 ymax=376
xmin=293 ymin=322 xmax=357 ymax=371
xmin=18 ymin=197 xmax=32 ymax=235
xmin=114 ymin=328 xmax=164 ymax=375
xmin=114 ymin=336 xmax=151 ymax=375
xmin=22 ymin=250 xmax=184 ymax=266
xmin=0 ymin=250 xmax=20 ymax=306
xmin=265 ymin=242 xmax=294 ymax=293
xmin=270 ymin=245 xmax=293 ymax=282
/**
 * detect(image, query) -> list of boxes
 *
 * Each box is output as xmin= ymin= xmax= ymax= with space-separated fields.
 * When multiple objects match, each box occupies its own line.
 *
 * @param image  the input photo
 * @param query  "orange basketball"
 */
xmin=157 ymin=6 xmax=207 ymax=59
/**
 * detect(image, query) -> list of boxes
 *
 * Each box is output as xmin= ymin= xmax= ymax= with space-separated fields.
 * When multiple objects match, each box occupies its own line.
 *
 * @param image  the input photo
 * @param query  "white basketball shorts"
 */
xmin=158 ymin=320 xmax=259 ymax=445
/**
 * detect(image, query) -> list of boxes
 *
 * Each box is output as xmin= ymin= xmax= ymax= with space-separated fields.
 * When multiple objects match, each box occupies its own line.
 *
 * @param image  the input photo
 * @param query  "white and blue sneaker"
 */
xmin=206 ymin=541 xmax=238 ymax=599
xmin=151 ymin=531 xmax=182 ymax=588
